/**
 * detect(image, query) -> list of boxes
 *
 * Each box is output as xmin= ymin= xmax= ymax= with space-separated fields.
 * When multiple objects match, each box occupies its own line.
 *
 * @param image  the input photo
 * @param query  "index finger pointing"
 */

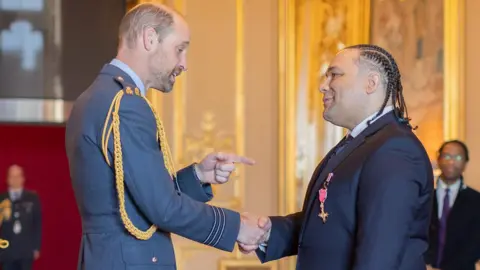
xmin=226 ymin=154 xmax=256 ymax=165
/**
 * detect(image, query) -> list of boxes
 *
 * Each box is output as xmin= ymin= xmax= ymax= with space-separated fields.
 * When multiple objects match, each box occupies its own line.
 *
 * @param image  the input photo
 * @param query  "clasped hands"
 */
xmin=237 ymin=212 xmax=271 ymax=254
xmin=195 ymin=152 xmax=271 ymax=253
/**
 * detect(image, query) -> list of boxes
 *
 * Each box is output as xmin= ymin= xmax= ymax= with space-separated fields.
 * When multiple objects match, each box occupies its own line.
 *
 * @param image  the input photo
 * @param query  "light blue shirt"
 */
xmin=110 ymin=59 xmax=146 ymax=95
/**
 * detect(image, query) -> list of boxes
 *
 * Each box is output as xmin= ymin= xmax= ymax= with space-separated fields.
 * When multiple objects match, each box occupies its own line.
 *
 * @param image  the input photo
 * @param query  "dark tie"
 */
xmin=329 ymin=135 xmax=353 ymax=160
xmin=436 ymin=188 xmax=450 ymax=267
xmin=314 ymin=135 xmax=353 ymax=176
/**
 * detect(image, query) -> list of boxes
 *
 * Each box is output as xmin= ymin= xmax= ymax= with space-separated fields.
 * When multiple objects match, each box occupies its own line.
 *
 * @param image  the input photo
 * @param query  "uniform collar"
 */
xmin=110 ymin=59 xmax=146 ymax=95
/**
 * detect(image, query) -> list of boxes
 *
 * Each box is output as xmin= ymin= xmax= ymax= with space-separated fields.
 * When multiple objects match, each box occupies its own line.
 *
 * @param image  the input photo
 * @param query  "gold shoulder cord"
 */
xmin=0 ymin=199 xmax=11 ymax=248
xmin=101 ymin=87 xmax=177 ymax=240
xmin=0 ymin=240 xmax=8 ymax=249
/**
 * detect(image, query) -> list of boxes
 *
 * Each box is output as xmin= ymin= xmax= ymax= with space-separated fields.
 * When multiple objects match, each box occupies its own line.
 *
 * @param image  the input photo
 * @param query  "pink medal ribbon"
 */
xmin=318 ymin=173 xmax=334 ymax=223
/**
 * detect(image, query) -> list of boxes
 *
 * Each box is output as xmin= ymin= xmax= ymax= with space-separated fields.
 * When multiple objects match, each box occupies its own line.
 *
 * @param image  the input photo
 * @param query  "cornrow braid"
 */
xmin=346 ymin=44 xmax=415 ymax=129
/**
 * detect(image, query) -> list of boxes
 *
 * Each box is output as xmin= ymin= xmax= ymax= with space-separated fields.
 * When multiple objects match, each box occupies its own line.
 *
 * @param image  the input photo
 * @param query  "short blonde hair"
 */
xmin=118 ymin=3 xmax=175 ymax=48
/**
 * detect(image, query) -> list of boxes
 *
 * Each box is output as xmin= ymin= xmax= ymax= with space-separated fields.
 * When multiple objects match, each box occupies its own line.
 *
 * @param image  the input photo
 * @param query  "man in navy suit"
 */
xmin=240 ymin=44 xmax=434 ymax=270
xmin=425 ymin=140 xmax=480 ymax=270
xmin=65 ymin=3 xmax=267 ymax=269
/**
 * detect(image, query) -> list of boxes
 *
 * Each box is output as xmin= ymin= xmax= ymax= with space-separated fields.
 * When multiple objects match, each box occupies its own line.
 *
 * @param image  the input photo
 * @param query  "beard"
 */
xmin=155 ymin=66 xmax=183 ymax=93
xmin=153 ymin=71 xmax=174 ymax=93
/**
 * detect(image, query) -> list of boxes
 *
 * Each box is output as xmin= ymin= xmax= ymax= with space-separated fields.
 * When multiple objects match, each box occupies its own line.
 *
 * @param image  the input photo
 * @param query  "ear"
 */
xmin=142 ymin=27 xmax=158 ymax=52
xmin=366 ymin=72 xmax=381 ymax=94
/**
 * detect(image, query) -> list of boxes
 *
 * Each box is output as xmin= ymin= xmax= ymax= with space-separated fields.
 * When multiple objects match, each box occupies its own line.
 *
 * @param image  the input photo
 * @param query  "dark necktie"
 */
xmin=333 ymin=135 xmax=353 ymax=156
xmin=436 ymin=188 xmax=451 ymax=267
xmin=314 ymin=135 xmax=353 ymax=177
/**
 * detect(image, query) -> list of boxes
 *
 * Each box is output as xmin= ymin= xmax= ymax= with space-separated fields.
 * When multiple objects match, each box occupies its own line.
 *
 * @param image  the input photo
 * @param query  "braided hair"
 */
xmin=345 ymin=44 xmax=414 ymax=129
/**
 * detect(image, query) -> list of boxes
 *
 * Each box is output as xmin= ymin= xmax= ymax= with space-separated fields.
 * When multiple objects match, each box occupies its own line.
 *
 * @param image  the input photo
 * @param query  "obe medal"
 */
xmin=13 ymin=220 xmax=22 ymax=235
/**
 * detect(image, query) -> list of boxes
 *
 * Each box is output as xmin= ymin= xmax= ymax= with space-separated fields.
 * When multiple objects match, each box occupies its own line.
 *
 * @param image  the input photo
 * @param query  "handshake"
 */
xmin=236 ymin=212 xmax=271 ymax=254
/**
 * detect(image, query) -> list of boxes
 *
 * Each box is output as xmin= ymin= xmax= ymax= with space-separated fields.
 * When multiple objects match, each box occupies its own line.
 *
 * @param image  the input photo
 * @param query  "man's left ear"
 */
xmin=366 ymin=72 xmax=381 ymax=94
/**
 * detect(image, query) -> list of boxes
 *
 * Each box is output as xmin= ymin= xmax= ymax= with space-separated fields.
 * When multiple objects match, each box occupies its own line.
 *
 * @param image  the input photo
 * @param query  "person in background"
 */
xmin=0 ymin=165 xmax=41 ymax=270
xmin=425 ymin=140 xmax=480 ymax=270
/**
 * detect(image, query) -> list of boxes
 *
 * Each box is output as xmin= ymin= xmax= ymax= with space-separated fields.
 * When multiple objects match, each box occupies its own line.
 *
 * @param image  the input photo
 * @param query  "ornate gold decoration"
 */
xmin=0 ymin=198 xmax=12 ymax=224
xmin=279 ymin=0 xmax=370 ymax=269
xmin=184 ymin=112 xmax=236 ymax=197
xmin=444 ymin=0 xmax=465 ymax=141
xmin=370 ymin=0 xmax=465 ymax=159
xmin=101 ymin=87 xmax=176 ymax=240
xmin=184 ymin=112 xmax=234 ymax=162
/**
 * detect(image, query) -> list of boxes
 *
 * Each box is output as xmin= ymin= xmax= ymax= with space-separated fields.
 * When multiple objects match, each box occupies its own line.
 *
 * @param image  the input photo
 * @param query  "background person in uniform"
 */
xmin=65 ymin=3 xmax=269 ymax=269
xmin=0 ymin=165 xmax=41 ymax=270
xmin=425 ymin=140 xmax=480 ymax=270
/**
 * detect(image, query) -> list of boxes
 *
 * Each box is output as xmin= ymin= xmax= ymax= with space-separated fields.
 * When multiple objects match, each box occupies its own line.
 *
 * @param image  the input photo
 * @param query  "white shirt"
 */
xmin=259 ymin=105 xmax=394 ymax=253
xmin=8 ymin=188 xmax=23 ymax=201
xmin=436 ymin=178 xmax=462 ymax=218
xmin=349 ymin=105 xmax=394 ymax=138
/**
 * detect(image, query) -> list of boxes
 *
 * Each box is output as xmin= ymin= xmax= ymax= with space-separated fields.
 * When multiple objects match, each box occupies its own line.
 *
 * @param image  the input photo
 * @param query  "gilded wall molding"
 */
xmin=443 ymin=0 xmax=466 ymax=141
xmin=279 ymin=0 xmax=466 ymax=268
xmin=278 ymin=0 xmax=370 ymax=269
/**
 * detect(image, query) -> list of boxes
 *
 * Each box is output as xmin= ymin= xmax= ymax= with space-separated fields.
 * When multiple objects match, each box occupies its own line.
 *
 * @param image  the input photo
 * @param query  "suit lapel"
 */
xmin=301 ymin=141 xmax=343 ymax=211
xmin=300 ymin=112 xmax=399 ymax=238
xmin=432 ymin=191 xmax=439 ymax=223
xmin=448 ymin=186 xmax=468 ymax=223
xmin=302 ymin=134 xmax=367 ymax=220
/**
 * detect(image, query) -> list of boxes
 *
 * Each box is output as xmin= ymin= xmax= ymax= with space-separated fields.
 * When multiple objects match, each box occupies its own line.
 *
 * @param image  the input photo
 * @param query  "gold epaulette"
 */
xmin=101 ymin=76 xmax=177 ymax=241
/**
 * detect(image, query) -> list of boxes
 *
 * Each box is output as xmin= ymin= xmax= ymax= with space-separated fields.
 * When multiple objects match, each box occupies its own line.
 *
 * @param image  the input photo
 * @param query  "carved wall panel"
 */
xmin=278 ymin=0 xmax=369 ymax=268
xmin=134 ymin=0 xmax=280 ymax=269
xmin=370 ymin=0 xmax=465 ymax=171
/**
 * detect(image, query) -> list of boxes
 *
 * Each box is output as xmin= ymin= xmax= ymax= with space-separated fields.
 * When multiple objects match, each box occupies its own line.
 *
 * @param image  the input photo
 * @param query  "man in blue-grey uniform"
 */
xmin=65 ymin=3 xmax=269 ymax=269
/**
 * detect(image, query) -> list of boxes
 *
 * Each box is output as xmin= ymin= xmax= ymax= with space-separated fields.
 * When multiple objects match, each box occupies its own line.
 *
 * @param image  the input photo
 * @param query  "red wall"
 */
xmin=0 ymin=124 xmax=81 ymax=269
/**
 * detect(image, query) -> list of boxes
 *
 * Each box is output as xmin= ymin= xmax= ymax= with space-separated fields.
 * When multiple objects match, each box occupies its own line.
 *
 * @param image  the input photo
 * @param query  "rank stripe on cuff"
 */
xmin=211 ymin=207 xmax=226 ymax=247
xmin=208 ymin=207 xmax=224 ymax=247
xmin=203 ymin=206 xmax=218 ymax=245
xmin=203 ymin=206 xmax=225 ymax=247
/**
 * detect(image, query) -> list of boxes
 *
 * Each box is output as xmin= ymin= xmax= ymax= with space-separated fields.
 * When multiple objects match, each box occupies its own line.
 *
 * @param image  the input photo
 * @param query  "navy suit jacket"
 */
xmin=0 ymin=190 xmax=41 ymax=262
xmin=257 ymin=112 xmax=434 ymax=270
xmin=425 ymin=185 xmax=480 ymax=270
xmin=66 ymin=64 xmax=241 ymax=270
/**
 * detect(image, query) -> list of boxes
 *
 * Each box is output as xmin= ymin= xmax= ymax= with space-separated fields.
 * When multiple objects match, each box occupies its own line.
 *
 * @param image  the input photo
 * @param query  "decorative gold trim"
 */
xmin=278 ymin=0 xmax=372 ymax=269
xmin=235 ymin=0 xmax=246 ymax=210
xmin=346 ymin=0 xmax=371 ymax=45
xmin=278 ymin=1 xmax=297 ymax=269
xmin=173 ymin=0 xmax=186 ymax=164
xmin=219 ymin=258 xmax=278 ymax=270
xmin=278 ymin=0 xmax=297 ymax=219
xmin=444 ymin=0 xmax=466 ymax=141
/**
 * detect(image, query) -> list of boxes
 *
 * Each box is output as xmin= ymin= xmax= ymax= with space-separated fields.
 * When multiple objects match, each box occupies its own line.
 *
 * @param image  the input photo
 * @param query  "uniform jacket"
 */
xmin=0 ymin=190 xmax=41 ymax=262
xmin=66 ymin=64 xmax=241 ymax=270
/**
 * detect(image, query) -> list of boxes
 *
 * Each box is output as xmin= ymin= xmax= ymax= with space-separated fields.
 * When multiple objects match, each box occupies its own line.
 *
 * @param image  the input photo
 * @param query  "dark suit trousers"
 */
xmin=1 ymin=260 xmax=33 ymax=270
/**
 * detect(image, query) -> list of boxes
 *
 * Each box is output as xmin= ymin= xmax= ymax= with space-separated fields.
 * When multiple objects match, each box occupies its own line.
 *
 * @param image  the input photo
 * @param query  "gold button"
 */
xmin=152 ymin=257 xmax=157 ymax=263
